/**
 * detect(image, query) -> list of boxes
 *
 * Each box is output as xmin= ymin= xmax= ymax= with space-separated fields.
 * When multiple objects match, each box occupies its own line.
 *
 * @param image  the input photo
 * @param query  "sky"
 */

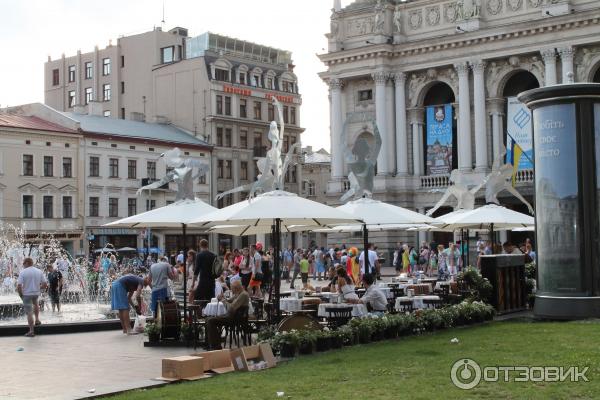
xmin=0 ymin=0 xmax=355 ymax=152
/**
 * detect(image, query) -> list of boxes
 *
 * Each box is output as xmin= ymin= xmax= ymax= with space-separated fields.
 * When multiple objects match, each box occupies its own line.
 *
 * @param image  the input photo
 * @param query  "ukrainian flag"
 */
xmin=508 ymin=139 xmax=524 ymax=186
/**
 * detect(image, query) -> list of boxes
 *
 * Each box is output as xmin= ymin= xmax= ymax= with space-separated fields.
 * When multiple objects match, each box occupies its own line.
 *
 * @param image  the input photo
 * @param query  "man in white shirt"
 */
xmin=17 ymin=257 xmax=47 ymax=337
xmin=348 ymin=274 xmax=388 ymax=314
xmin=176 ymin=251 xmax=185 ymax=265
xmin=358 ymin=243 xmax=379 ymax=276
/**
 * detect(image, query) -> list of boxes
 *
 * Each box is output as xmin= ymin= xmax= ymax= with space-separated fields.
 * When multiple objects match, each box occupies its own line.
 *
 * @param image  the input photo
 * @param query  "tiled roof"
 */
xmin=61 ymin=112 xmax=210 ymax=148
xmin=305 ymin=149 xmax=331 ymax=164
xmin=0 ymin=114 xmax=77 ymax=134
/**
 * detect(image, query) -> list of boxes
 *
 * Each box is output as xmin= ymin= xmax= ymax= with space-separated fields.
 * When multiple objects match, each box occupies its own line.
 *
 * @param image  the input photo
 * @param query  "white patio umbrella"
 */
xmin=207 ymin=224 xmax=311 ymax=236
xmin=189 ymin=190 xmax=362 ymax=316
xmin=512 ymin=226 xmax=535 ymax=232
xmin=105 ymin=198 xmax=217 ymax=318
xmin=431 ymin=204 xmax=534 ymax=230
xmin=335 ymin=197 xmax=435 ymax=274
xmin=314 ymin=223 xmax=422 ymax=233
xmin=432 ymin=204 xmax=534 ymax=255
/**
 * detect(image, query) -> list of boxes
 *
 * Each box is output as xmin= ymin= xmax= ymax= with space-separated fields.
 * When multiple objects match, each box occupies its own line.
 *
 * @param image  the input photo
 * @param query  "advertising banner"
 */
xmin=426 ymin=104 xmax=453 ymax=176
xmin=506 ymin=96 xmax=533 ymax=170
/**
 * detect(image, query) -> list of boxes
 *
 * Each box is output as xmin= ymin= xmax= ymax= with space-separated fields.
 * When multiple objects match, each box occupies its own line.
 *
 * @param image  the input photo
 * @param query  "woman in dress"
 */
xmin=336 ymin=267 xmax=358 ymax=301
xmin=239 ymin=248 xmax=252 ymax=290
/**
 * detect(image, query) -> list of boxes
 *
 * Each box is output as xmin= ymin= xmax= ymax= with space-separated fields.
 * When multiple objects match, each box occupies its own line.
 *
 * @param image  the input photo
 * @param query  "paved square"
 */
xmin=0 ymin=331 xmax=194 ymax=399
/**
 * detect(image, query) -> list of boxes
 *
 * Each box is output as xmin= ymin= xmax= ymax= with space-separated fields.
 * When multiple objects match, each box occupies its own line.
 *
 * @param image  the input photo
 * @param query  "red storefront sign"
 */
xmin=222 ymin=85 xmax=298 ymax=104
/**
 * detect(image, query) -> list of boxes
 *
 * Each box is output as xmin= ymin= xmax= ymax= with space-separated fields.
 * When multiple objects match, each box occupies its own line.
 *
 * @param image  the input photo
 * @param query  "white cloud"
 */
xmin=0 ymin=0 xmax=354 ymax=152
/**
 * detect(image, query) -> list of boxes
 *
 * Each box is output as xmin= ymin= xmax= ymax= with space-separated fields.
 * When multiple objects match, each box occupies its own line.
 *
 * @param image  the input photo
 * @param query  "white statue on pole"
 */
xmin=481 ymin=145 xmax=535 ymax=214
xmin=340 ymin=115 xmax=382 ymax=202
xmin=137 ymin=147 xmax=209 ymax=201
xmin=216 ymin=98 xmax=300 ymax=201
xmin=426 ymin=169 xmax=485 ymax=216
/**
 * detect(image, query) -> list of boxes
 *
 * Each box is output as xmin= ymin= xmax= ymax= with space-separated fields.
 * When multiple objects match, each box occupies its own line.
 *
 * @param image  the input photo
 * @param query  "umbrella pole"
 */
xmin=363 ymin=223 xmax=370 ymax=279
xmin=274 ymin=218 xmax=282 ymax=322
xmin=182 ymin=223 xmax=187 ymax=322
xmin=466 ymin=229 xmax=470 ymax=268
xmin=490 ymin=223 xmax=495 ymax=255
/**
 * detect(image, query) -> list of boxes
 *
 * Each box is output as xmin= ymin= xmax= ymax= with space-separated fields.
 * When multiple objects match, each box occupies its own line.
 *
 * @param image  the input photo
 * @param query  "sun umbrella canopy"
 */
xmin=104 ymin=198 xmax=217 ymax=228
xmin=116 ymin=247 xmax=137 ymax=252
xmin=335 ymin=197 xmax=435 ymax=226
xmin=432 ymin=204 xmax=535 ymax=230
xmin=189 ymin=190 xmax=362 ymax=230
xmin=313 ymin=223 xmax=422 ymax=233
xmin=207 ymin=224 xmax=314 ymax=236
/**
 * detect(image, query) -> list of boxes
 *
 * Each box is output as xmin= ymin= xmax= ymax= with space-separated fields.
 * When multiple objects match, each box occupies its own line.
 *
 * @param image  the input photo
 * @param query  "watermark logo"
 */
xmin=450 ymin=359 xmax=589 ymax=390
xmin=450 ymin=359 xmax=482 ymax=389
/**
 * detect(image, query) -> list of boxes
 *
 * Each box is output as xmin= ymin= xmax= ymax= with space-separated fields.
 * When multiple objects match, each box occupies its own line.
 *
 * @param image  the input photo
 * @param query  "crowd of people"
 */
xmin=12 ymin=235 xmax=535 ymax=338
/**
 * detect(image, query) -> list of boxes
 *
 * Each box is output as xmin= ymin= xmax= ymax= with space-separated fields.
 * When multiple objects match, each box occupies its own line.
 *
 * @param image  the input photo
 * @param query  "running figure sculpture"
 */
xmin=340 ymin=117 xmax=382 ymax=202
xmin=481 ymin=145 xmax=535 ymax=214
xmin=216 ymin=98 xmax=300 ymax=201
xmin=137 ymin=147 xmax=209 ymax=201
xmin=426 ymin=169 xmax=485 ymax=216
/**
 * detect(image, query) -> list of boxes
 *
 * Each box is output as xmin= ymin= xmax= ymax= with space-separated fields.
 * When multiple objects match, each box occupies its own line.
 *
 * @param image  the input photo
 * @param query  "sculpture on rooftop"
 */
xmin=137 ymin=147 xmax=209 ymax=202
xmin=340 ymin=114 xmax=382 ymax=202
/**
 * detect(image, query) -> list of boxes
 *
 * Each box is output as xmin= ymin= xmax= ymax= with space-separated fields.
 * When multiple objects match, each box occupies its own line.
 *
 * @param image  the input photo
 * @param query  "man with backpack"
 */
xmin=192 ymin=239 xmax=218 ymax=302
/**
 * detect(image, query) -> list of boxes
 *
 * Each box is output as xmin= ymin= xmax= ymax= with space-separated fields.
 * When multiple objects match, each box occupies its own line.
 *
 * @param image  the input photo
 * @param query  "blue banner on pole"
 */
xmin=426 ymin=104 xmax=453 ymax=176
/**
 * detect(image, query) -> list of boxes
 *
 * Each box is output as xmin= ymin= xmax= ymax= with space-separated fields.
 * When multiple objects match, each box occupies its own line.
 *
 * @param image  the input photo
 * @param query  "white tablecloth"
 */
xmin=317 ymin=303 xmax=367 ymax=318
xmin=395 ymin=295 xmax=441 ymax=311
xmin=280 ymin=298 xmax=304 ymax=312
xmin=203 ymin=302 xmax=227 ymax=317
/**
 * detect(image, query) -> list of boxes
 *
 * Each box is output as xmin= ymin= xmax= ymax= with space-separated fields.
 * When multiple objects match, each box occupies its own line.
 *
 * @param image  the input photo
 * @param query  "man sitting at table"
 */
xmin=347 ymin=274 xmax=388 ymax=314
xmin=206 ymin=280 xmax=250 ymax=350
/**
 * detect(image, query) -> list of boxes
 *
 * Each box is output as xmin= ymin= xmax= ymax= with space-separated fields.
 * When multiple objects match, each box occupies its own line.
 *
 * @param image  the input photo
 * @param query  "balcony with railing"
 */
xmin=419 ymin=169 xmax=534 ymax=190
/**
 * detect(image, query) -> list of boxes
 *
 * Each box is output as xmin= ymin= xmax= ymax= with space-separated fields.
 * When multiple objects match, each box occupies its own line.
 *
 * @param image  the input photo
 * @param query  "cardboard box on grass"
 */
xmin=191 ymin=349 xmax=235 ymax=374
xmin=158 ymin=356 xmax=207 ymax=381
xmin=229 ymin=343 xmax=276 ymax=372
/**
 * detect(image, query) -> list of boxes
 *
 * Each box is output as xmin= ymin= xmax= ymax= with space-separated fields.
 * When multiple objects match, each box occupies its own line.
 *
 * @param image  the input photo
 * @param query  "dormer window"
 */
xmin=215 ymin=68 xmax=229 ymax=82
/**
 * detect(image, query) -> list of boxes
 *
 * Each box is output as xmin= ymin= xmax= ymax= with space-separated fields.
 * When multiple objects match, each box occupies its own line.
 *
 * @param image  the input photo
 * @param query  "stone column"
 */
xmin=455 ymin=62 xmax=472 ymax=171
xmin=372 ymin=71 xmax=390 ymax=175
xmin=488 ymin=99 xmax=506 ymax=162
xmin=471 ymin=60 xmax=488 ymax=171
xmin=409 ymin=108 xmax=424 ymax=176
xmin=329 ymin=78 xmax=344 ymax=179
xmin=386 ymin=79 xmax=396 ymax=174
xmin=541 ymin=48 xmax=557 ymax=86
xmin=393 ymin=72 xmax=409 ymax=176
xmin=559 ymin=46 xmax=575 ymax=84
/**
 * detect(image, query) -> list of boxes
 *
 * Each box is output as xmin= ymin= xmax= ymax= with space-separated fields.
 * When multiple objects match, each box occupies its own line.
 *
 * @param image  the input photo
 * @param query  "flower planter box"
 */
xmin=316 ymin=337 xmax=331 ymax=352
xmin=331 ymin=336 xmax=343 ymax=349
xmin=298 ymin=343 xmax=314 ymax=355
xmin=280 ymin=343 xmax=297 ymax=358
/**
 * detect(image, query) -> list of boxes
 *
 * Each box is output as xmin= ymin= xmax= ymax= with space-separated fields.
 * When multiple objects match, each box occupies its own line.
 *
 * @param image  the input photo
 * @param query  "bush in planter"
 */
xmin=418 ymin=308 xmax=444 ymax=331
xmin=257 ymin=325 xmax=277 ymax=343
xmin=297 ymin=330 xmax=317 ymax=355
xmin=349 ymin=318 xmax=374 ymax=344
xmin=396 ymin=313 xmax=417 ymax=336
xmin=144 ymin=322 xmax=161 ymax=342
xmin=329 ymin=328 xmax=345 ymax=349
xmin=383 ymin=315 xmax=399 ymax=339
xmin=272 ymin=330 xmax=299 ymax=358
xmin=315 ymin=329 xmax=332 ymax=352
xmin=457 ymin=267 xmax=493 ymax=303
xmin=337 ymin=325 xmax=356 ymax=346
xmin=370 ymin=316 xmax=387 ymax=341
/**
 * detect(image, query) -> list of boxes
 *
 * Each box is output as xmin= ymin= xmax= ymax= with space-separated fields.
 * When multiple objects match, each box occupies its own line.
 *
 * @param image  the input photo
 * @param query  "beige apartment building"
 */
xmin=44 ymin=26 xmax=188 ymax=121
xmin=0 ymin=110 xmax=84 ymax=255
xmin=3 ymin=102 xmax=212 ymax=257
xmin=152 ymin=32 xmax=305 ymax=208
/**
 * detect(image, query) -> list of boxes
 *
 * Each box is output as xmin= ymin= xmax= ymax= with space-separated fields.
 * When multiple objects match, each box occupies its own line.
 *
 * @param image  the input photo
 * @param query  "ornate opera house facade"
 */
xmin=319 ymin=0 xmax=600 ymax=256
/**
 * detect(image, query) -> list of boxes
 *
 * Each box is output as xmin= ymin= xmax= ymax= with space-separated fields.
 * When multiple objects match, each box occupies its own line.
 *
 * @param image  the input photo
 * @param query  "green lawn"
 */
xmin=112 ymin=320 xmax=600 ymax=400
